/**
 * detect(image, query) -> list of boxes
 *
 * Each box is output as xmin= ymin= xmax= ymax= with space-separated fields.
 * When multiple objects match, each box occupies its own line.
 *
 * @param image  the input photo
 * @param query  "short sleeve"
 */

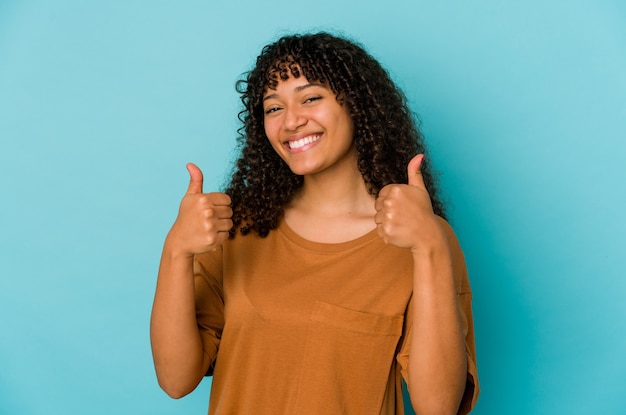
xmin=396 ymin=219 xmax=480 ymax=414
xmin=457 ymin=292 xmax=479 ymax=414
xmin=193 ymin=248 xmax=226 ymax=375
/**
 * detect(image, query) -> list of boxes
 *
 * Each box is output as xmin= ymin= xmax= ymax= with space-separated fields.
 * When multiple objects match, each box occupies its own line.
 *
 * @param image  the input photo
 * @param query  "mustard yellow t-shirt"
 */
xmin=194 ymin=218 xmax=479 ymax=414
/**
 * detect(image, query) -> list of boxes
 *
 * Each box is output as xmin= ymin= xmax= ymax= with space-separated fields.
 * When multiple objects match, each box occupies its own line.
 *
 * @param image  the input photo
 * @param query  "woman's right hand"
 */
xmin=165 ymin=163 xmax=233 ymax=257
xmin=151 ymin=162 xmax=228 ymax=397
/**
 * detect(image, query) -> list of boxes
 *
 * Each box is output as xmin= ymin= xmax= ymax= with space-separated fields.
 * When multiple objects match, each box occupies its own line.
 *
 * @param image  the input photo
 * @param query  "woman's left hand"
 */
xmin=374 ymin=154 xmax=445 ymax=253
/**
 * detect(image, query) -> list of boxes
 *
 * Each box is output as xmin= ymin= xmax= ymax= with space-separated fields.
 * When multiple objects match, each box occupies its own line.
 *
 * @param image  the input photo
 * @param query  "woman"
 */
xmin=150 ymin=32 xmax=479 ymax=414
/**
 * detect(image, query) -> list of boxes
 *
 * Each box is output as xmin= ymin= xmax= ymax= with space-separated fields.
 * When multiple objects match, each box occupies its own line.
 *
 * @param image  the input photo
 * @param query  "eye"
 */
xmin=304 ymin=95 xmax=322 ymax=104
xmin=264 ymin=106 xmax=282 ymax=115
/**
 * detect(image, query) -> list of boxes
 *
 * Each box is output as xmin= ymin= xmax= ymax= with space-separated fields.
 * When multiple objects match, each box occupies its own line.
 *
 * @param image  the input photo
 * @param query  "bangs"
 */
xmin=264 ymin=55 xmax=329 ymax=91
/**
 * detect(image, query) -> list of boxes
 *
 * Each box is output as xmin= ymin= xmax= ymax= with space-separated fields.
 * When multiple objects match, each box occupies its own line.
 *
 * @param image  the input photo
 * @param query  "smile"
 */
xmin=287 ymin=134 xmax=321 ymax=150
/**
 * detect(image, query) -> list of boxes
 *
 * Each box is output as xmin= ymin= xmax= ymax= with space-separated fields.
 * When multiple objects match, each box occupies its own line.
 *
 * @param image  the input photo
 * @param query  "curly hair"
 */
xmin=225 ymin=32 xmax=446 ymax=237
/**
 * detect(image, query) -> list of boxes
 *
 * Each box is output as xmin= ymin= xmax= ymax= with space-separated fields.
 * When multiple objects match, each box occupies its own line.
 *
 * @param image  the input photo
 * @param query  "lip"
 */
xmin=283 ymin=132 xmax=322 ymax=153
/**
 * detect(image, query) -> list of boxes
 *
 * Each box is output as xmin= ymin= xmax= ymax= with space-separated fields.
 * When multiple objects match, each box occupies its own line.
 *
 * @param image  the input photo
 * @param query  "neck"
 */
xmin=292 ymin=162 xmax=375 ymax=218
xmin=284 ymin=154 xmax=378 ymax=243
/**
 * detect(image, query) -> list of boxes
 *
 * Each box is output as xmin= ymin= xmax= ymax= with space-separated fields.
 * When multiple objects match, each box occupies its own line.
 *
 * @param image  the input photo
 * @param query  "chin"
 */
xmin=287 ymin=162 xmax=322 ymax=176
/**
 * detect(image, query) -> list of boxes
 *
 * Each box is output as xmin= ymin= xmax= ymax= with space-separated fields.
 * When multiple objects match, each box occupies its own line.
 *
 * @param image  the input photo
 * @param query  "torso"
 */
xmin=197 ymin=220 xmax=415 ymax=414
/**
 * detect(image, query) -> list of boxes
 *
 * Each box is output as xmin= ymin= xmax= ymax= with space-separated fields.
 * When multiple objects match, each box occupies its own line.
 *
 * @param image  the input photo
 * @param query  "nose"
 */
xmin=283 ymin=106 xmax=307 ymax=131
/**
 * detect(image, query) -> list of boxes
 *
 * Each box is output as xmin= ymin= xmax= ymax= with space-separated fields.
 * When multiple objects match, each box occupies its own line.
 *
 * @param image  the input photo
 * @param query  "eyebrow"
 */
xmin=263 ymin=83 xmax=323 ymax=101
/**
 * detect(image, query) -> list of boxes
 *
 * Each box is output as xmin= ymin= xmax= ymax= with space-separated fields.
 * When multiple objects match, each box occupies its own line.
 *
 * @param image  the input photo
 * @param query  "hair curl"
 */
xmin=225 ymin=32 xmax=446 ymax=237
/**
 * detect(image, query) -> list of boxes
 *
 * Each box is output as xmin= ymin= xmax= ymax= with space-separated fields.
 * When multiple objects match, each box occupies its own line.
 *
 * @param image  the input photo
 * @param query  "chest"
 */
xmin=221 ymin=234 xmax=414 ymax=325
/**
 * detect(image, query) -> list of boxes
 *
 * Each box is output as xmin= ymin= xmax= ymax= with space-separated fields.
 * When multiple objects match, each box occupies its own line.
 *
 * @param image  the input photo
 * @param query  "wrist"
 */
xmin=409 ymin=222 xmax=449 ymax=257
xmin=162 ymin=237 xmax=195 ymax=261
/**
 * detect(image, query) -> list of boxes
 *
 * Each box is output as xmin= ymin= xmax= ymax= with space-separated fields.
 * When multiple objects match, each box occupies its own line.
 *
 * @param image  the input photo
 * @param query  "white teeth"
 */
xmin=288 ymin=134 xmax=321 ymax=149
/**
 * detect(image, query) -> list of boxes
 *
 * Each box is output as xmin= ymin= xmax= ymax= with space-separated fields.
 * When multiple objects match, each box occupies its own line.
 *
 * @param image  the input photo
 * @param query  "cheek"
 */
xmin=337 ymin=113 xmax=354 ymax=141
xmin=263 ymin=118 xmax=279 ymax=141
xmin=263 ymin=121 xmax=284 ymax=155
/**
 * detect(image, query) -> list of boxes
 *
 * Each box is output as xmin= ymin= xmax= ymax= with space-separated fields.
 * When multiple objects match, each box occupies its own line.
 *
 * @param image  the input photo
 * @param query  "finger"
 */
xmin=376 ymin=184 xmax=392 ymax=204
xmin=216 ymin=218 xmax=234 ymax=232
xmin=186 ymin=163 xmax=204 ymax=195
xmin=407 ymin=154 xmax=425 ymax=188
xmin=374 ymin=210 xmax=383 ymax=225
xmin=375 ymin=184 xmax=401 ymax=211
xmin=374 ymin=196 xmax=384 ymax=212
xmin=210 ymin=205 xmax=233 ymax=219
xmin=207 ymin=192 xmax=232 ymax=206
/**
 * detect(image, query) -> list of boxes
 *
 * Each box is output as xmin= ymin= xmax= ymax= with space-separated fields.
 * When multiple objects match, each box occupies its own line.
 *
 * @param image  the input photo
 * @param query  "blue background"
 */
xmin=1 ymin=1 xmax=625 ymax=414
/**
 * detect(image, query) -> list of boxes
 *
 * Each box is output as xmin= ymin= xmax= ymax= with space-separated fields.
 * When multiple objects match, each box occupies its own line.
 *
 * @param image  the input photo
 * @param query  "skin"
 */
xmin=150 ymin=164 xmax=231 ymax=398
xmin=262 ymin=76 xmax=376 ymax=242
xmin=375 ymin=155 xmax=467 ymax=414
xmin=150 ymin=75 xmax=467 ymax=414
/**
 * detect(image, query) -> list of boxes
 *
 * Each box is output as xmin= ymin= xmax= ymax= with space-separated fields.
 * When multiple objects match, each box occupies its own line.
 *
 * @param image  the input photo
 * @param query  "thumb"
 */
xmin=407 ymin=154 xmax=425 ymax=187
xmin=186 ymin=163 xmax=204 ymax=194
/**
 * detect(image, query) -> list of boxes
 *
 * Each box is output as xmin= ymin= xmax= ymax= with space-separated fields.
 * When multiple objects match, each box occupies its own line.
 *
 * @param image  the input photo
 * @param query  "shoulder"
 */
xmin=435 ymin=215 xmax=460 ymax=249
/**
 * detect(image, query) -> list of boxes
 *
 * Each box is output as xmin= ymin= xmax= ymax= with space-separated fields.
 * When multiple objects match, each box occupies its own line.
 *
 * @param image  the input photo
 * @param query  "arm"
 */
xmin=150 ymin=163 xmax=232 ymax=398
xmin=375 ymin=155 xmax=467 ymax=414
xmin=406 ymin=221 xmax=467 ymax=414
xmin=150 ymin=246 xmax=208 ymax=398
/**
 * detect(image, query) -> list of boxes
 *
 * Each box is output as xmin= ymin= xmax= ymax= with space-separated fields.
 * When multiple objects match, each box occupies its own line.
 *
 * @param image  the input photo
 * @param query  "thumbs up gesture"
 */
xmin=374 ymin=155 xmax=444 ymax=252
xmin=165 ymin=163 xmax=233 ymax=256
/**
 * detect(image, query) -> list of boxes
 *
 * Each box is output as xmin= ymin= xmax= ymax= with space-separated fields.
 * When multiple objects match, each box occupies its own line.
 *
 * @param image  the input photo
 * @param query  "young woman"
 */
xmin=150 ymin=32 xmax=479 ymax=415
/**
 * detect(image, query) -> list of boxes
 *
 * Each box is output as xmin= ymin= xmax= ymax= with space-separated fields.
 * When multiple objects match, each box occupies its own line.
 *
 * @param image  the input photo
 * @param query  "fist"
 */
xmin=167 ymin=163 xmax=233 ymax=255
xmin=374 ymin=155 xmax=442 ymax=252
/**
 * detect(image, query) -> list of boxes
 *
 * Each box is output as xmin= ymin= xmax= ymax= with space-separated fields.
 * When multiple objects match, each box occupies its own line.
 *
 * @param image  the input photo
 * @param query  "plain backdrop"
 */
xmin=1 ymin=1 xmax=625 ymax=414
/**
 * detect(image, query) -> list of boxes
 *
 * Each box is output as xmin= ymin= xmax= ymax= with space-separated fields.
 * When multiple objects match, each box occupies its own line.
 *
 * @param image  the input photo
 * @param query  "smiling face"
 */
xmin=262 ymin=74 xmax=355 ymax=177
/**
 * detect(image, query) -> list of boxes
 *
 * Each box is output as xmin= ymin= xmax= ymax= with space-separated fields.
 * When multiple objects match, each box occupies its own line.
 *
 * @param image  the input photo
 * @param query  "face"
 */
xmin=262 ymin=74 xmax=355 ymax=177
